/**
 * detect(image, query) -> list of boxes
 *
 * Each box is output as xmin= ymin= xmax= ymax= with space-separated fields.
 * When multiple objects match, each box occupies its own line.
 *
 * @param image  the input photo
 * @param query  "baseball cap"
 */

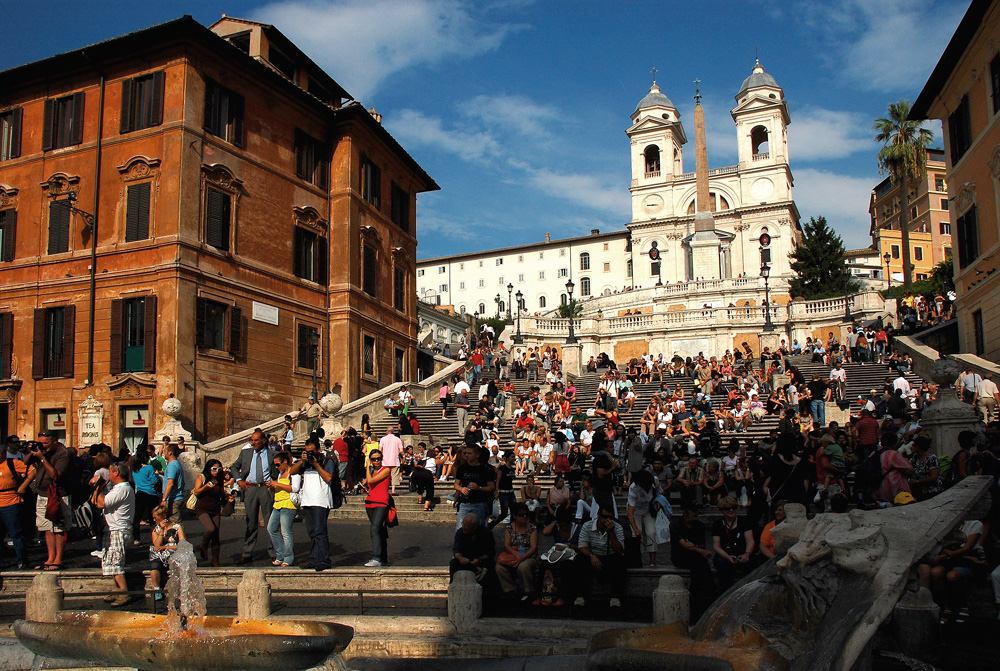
xmin=893 ymin=492 xmax=916 ymax=506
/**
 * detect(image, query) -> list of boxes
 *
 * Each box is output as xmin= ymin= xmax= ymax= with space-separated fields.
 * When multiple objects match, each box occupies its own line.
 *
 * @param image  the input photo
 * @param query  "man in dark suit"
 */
xmin=231 ymin=429 xmax=275 ymax=564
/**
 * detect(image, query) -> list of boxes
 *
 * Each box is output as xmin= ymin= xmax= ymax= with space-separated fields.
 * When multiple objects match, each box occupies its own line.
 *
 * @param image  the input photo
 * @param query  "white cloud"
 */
xmin=794 ymin=0 xmax=966 ymax=92
xmin=525 ymin=168 xmax=626 ymax=214
xmin=459 ymin=95 xmax=562 ymax=140
xmin=389 ymin=109 xmax=501 ymax=162
xmin=789 ymin=107 xmax=873 ymax=161
xmin=794 ymin=168 xmax=877 ymax=249
xmin=252 ymin=0 xmax=519 ymax=100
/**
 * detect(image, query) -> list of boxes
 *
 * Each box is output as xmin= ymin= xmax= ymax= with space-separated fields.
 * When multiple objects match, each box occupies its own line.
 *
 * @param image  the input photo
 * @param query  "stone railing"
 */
xmin=199 ymin=360 xmax=466 ymax=467
xmin=679 ymin=165 xmax=739 ymax=180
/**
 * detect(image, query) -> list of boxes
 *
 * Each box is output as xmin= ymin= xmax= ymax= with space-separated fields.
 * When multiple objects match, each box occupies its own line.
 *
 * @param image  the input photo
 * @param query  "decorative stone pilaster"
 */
xmin=561 ymin=343 xmax=583 ymax=378
xmin=25 ymin=573 xmax=63 ymax=622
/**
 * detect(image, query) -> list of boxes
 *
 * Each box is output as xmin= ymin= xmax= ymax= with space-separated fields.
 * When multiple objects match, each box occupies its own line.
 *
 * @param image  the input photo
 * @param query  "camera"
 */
xmin=304 ymin=450 xmax=317 ymax=462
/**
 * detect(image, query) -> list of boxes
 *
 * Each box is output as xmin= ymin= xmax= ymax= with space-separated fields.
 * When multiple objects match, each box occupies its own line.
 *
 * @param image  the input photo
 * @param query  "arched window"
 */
xmin=498 ymin=300 xmax=505 ymax=313
xmin=602 ymin=288 xmax=612 ymax=296
xmin=719 ymin=194 xmax=730 ymax=210
xmin=580 ymin=252 xmax=590 ymax=270
xmin=478 ymin=303 xmax=485 ymax=314
xmin=627 ymin=259 xmax=633 ymax=277
xmin=458 ymin=305 xmax=466 ymax=315
xmin=751 ymin=125 xmax=769 ymax=158
xmin=539 ymin=296 xmax=547 ymax=308
xmin=644 ymin=145 xmax=661 ymax=176
xmin=518 ymin=297 xmax=526 ymax=310
xmin=560 ymin=294 xmax=568 ymax=305
xmin=580 ymin=277 xmax=591 ymax=296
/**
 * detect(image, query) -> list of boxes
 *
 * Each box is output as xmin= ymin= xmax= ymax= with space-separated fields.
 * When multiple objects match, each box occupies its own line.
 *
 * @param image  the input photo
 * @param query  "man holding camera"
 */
xmin=28 ymin=431 xmax=71 ymax=571
xmin=291 ymin=437 xmax=337 ymax=571
xmin=232 ymin=430 xmax=275 ymax=564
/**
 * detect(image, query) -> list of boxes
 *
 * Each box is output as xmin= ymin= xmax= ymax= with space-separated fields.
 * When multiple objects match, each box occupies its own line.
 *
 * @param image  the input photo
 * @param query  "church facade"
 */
xmin=627 ymin=61 xmax=799 ymax=291
xmin=417 ymin=61 xmax=801 ymax=318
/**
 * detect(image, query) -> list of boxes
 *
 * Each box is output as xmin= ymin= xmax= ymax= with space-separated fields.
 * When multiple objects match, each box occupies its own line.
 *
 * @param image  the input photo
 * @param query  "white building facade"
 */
xmin=417 ymin=61 xmax=801 ymax=316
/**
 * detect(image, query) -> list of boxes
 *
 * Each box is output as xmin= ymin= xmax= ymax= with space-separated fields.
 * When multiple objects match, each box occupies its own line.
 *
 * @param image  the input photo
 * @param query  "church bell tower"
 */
xmin=627 ymin=80 xmax=687 ymax=220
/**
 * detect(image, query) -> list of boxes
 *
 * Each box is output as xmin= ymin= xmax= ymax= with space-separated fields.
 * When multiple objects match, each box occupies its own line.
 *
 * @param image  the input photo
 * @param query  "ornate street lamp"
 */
xmin=513 ymin=291 xmax=524 ymax=344
xmin=844 ymin=274 xmax=854 ymax=324
xmin=506 ymin=283 xmax=514 ymax=324
xmin=565 ymin=279 xmax=578 ymax=344
xmin=495 ymin=293 xmax=502 ymax=319
xmin=760 ymin=263 xmax=774 ymax=332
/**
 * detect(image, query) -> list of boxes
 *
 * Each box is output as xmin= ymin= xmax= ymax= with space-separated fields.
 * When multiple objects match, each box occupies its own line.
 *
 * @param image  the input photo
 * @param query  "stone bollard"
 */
xmin=25 ymin=572 xmax=63 ymax=622
xmin=237 ymin=569 xmax=271 ymax=619
xmin=892 ymin=587 xmax=939 ymax=656
xmin=447 ymin=570 xmax=481 ymax=633
xmin=652 ymin=574 xmax=690 ymax=626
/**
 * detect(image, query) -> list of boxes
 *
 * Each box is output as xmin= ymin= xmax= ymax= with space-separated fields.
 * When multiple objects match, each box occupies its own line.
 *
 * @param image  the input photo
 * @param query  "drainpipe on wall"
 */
xmin=86 ymin=69 xmax=106 ymax=386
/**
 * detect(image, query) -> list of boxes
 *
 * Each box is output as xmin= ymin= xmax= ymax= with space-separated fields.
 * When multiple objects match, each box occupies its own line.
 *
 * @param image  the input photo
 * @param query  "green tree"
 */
xmin=557 ymin=299 xmax=583 ymax=318
xmin=874 ymin=100 xmax=934 ymax=289
xmin=789 ymin=216 xmax=859 ymax=299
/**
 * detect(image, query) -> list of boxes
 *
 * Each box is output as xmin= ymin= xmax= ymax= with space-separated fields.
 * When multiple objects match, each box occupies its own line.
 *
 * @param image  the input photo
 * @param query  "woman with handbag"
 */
xmin=363 ymin=450 xmax=392 ymax=567
xmin=266 ymin=452 xmax=300 ymax=567
xmin=87 ymin=452 xmax=112 ymax=560
xmin=192 ymin=459 xmax=233 ymax=566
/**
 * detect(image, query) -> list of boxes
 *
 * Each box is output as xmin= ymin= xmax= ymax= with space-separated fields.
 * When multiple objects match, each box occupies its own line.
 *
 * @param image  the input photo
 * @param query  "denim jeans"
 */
xmin=302 ymin=506 xmax=330 ymax=567
xmin=811 ymin=399 xmax=826 ymax=427
xmin=0 ymin=503 xmax=24 ymax=566
xmin=456 ymin=502 xmax=491 ymax=530
xmin=267 ymin=508 xmax=296 ymax=565
xmin=366 ymin=505 xmax=389 ymax=564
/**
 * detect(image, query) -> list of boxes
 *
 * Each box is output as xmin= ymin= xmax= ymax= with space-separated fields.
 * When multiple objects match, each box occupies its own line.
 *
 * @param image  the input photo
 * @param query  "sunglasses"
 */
xmin=211 ymin=466 xmax=221 ymax=471
xmin=515 ymin=512 xmax=528 ymax=517
xmin=721 ymin=506 xmax=737 ymax=512
xmin=371 ymin=456 xmax=383 ymax=461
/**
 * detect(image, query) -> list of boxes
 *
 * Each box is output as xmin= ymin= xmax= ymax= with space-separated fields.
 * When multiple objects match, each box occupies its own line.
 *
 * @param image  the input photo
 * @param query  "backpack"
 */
xmin=329 ymin=466 xmax=344 ymax=510
xmin=854 ymin=448 xmax=888 ymax=502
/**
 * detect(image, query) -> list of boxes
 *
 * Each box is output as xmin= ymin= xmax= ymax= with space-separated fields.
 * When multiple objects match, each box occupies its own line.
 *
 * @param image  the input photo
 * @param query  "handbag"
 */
xmin=44 ymin=480 xmax=63 ymax=524
xmin=185 ymin=491 xmax=198 ymax=511
xmin=89 ymin=482 xmax=103 ymax=507
xmin=220 ymin=496 xmax=235 ymax=517
xmin=497 ymin=551 xmax=519 ymax=567
xmin=386 ymin=495 xmax=399 ymax=527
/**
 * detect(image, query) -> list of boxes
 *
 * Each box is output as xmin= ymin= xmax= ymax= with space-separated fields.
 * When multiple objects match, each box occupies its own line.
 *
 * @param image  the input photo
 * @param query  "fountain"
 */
xmin=14 ymin=540 xmax=354 ymax=671
xmin=346 ymin=476 xmax=993 ymax=671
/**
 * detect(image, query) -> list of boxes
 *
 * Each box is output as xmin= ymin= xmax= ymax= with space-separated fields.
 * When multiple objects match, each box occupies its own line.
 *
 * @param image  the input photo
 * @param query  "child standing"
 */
xmin=149 ymin=504 xmax=185 ymax=600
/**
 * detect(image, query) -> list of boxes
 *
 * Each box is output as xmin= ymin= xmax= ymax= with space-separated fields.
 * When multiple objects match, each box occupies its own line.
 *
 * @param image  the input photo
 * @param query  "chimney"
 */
xmin=545 ymin=232 xmax=551 ymax=242
xmin=368 ymin=107 xmax=383 ymax=124
xmin=591 ymin=228 xmax=600 ymax=235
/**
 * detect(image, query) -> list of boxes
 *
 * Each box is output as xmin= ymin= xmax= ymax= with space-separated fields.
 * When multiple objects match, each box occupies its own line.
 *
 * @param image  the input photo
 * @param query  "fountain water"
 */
xmin=14 ymin=540 xmax=353 ymax=671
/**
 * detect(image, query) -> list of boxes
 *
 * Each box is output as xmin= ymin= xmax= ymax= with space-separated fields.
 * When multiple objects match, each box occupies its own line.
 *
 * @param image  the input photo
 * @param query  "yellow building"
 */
xmin=869 ymin=148 xmax=953 ymax=283
xmin=911 ymin=0 xmax=1000 ymax=360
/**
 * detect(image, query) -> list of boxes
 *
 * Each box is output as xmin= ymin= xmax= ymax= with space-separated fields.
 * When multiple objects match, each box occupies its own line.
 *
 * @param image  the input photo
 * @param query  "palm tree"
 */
xmin=874 ymin=100 xmax=934 ymax=289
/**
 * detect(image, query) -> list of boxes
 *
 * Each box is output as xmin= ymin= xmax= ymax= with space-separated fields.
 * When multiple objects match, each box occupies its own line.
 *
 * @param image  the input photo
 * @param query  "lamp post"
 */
xmin=513 ymin=291 xmax=524 ymax=344
xmin=472 ymin=311 xmax=478 ymax=341
xmin=495 ymin=293 xmax=502 ymax=319
xmin=506 ymin=283 xmax=514 ymax=324
xmin=883 ymin=251 xmax=892 ymax=295
xmin=760 ymin=263 xmax=774 ymax=331
xmin=565 ymin=279 xmax=578 ymax=344
xmin=310 ymin=330 xmax=320 ymax=403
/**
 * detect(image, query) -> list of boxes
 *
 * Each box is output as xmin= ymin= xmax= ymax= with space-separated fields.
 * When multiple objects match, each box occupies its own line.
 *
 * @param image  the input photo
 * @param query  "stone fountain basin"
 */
xmin=14 ymin=611 xmax=354 ymax=671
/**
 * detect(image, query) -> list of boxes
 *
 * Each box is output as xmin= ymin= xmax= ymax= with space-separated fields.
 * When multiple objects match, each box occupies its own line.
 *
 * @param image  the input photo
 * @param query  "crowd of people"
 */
xmin=1 ymin=320 xmax=998 ymax=619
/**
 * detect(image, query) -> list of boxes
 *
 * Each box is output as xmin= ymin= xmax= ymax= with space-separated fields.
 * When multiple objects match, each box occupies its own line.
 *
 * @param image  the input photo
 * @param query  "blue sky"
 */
xmin=1 ymin=0 xmax=966 ymax=258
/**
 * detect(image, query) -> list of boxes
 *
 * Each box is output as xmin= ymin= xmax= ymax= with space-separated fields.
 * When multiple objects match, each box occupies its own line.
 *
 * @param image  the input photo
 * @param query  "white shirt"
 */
xmin=893 ymin=376 xmax=911 ymax=395
xmin=299 ymin=463 xmax=334 ymax=508
xmin=104 ymin=481 xmax=135 ymax=532
xmin=975 ymin=378 xmax=999 ymax=399
xmin=455 ymin=380 xmax=470 ymax=395
xmin=830 ymin=368 xmax=847 ymax=382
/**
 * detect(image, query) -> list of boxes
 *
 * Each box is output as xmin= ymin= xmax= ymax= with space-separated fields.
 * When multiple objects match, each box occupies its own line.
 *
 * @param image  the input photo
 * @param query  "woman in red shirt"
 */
xmin=363 ymin=450 xmax=392 ymax=567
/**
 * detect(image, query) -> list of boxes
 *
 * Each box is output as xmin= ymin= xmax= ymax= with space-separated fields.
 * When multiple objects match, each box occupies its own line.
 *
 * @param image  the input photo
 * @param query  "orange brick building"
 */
xmin=0 ymin=16 xmax=437 ymax=448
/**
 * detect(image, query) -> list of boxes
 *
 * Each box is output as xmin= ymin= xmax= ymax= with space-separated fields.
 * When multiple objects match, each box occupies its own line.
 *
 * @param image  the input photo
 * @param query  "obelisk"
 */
xmin=688 ymin=81 xmax=722 ymax=279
